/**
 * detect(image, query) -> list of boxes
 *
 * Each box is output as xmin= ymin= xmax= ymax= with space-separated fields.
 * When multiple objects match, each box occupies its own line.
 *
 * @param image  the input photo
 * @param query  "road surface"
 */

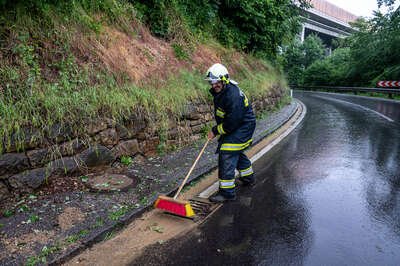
xmin=131 ymin=91 xmax=400 ymax=266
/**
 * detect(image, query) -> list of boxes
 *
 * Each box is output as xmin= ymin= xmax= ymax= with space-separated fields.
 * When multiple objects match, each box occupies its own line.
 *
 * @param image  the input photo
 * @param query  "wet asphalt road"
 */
xmin=132 ymin=92 xmax=400 ymax=266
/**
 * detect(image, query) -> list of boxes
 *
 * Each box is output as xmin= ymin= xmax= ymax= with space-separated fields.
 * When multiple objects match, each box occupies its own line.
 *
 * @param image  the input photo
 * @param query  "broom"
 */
xmin=154 ymin=139 xmax=210 ymax=218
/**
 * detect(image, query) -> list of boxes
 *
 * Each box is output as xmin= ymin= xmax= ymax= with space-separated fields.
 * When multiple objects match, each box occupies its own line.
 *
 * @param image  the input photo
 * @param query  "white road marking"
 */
xmin=313 ymin=94 xmax=394 ymax=122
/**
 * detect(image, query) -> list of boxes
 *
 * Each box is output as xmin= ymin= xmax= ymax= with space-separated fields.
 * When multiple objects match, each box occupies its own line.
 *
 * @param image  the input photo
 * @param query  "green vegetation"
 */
xmin=256 ymin=94 xmax=292 ymax=120
xmin=65 ymin=229 xmax=89 ymax=244
xmin=139 ymin=196 xmax=149 ymax=206
xmin=132 ymin=0 xmax=309 ymax=58
xmin=120 ymin=156 xmax=133 ymax=166
xmin=18 ymin=204 xmax=30 ymax=212
xmin=200 ymin=123 xmax=213 ymax=138
xmin=92 ymin=217 xmax=105 ymax=229
xmin=302 ymin=47 xmax=351 ymax=86
xmin=282 ymin=34 xmax=327 ymax=86
xmin=2 ymin=209 xmax=14 ymax=218
xmin=27 ymin=214 xmax=39 ymax=223
xmin=26 ymin=244 xmax=62 ymax=266
xmin=149 ymin=223 xmax=164 ymax=233
xmin=0 ymin=0 xmax=138 ymax=153
xmin=274 ymin=94 xmax=292 ymax=111
xmin=283 ymin=1 xmax=400 ymax=88
xmin=171 ymin=43 xmax=189 ymax=60
xmin=25 ymin=226 xmax=91 ymax=265
xmin=240 ymin=60 xmax=288 ymax=98
xmin=80 ymin=175 xmax=89 ymax=183
xmin=0 ymin=0 xmax=296 ymax=155
xmin=108 ymin=205 xmax=130 ymax=221
xmin=102 ymin=231 xmax=116 ymax=241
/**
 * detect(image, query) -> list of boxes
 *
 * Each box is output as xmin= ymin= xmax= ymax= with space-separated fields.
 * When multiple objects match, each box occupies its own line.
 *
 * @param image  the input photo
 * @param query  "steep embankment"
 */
xmin=0 ymin=1 xmax=288 ymax=201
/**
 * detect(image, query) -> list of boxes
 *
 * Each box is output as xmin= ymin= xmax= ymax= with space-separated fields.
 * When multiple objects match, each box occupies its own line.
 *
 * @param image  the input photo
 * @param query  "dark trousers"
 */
xmin=218 ymin=151 xmax=254 ymax=197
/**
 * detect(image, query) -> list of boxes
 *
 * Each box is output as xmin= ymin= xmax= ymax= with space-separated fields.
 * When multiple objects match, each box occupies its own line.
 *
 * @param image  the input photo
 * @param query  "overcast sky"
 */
xmin=328 ymin=0 xmax=399 ymax=17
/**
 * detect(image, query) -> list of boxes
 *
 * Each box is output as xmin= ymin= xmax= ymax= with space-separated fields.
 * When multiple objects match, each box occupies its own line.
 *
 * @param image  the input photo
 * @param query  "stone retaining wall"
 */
xmin=0 ymin=87 xmax=285 ymax=199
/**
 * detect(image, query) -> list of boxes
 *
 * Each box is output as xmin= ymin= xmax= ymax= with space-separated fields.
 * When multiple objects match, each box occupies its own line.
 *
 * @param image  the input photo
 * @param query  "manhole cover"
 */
xmin=86 ymin=174 xmax=134 ymax=192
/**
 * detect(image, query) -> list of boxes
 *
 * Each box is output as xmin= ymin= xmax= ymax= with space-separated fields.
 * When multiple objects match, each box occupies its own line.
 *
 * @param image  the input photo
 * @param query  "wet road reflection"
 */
xmin=309 ymin=91 xmax=400 ymax=122
xmin=132 ymin=92 xmax=400 ymax=265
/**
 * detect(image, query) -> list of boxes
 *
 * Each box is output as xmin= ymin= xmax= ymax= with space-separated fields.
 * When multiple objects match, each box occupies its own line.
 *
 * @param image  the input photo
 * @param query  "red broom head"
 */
xmin=154 ymin=196 xmax=195 ymax=218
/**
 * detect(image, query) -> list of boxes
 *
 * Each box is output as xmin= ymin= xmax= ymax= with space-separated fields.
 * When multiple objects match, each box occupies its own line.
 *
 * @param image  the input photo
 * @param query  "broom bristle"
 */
xmin=154 ymin=196 xmax=195 ymax=218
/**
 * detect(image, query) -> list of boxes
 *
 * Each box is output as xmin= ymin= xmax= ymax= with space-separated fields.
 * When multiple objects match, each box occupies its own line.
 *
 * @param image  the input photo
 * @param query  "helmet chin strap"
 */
xmin=221 ymin=76 xmax=229 ymax=84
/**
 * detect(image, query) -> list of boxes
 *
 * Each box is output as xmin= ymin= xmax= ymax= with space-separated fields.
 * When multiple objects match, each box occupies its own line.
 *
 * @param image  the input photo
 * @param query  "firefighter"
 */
xmin=205 ymin=63 xmax=256 ymax=203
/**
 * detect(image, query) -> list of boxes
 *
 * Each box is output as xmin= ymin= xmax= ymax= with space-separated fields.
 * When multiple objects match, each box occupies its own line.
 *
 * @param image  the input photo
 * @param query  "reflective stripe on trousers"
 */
xmin=218 ymin=151 xmax=253 ymax=196
xmin=239 ymin=166 xmax=253 ymax=177
xmin=220 ymin=179 xmax=235 ymax=189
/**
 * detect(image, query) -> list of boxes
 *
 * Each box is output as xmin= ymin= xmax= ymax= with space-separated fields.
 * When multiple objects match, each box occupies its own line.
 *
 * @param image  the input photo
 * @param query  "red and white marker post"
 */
xmin=377 ymin=81 xmax=400 ymax=87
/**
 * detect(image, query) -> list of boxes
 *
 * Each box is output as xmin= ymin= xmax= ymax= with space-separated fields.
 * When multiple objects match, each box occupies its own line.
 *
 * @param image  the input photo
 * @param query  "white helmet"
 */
xmin=205 ymin=63 xmax=229 ymax=84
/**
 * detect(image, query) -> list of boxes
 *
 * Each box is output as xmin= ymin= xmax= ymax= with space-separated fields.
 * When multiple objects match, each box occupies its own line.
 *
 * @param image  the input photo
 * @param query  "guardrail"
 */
xmin=291 ymin=85 xmax=400 ymax=99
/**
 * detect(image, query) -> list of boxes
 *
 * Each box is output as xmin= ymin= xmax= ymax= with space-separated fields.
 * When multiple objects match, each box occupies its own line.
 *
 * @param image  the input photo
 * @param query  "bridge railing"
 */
xmin=291 ymin=85 xmax=400 ymax=99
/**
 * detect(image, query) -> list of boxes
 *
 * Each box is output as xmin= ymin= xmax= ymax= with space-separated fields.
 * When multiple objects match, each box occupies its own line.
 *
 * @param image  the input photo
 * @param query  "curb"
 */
xmin=49 ymin=100 xmax=302 ymax=265
xmin=252 ymin=99 xmax=301 ymax=146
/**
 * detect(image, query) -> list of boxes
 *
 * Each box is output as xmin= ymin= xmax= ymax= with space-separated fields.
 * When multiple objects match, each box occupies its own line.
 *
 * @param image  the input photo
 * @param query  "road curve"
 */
xmin=131 ymin=91 xmax=400 ymax=266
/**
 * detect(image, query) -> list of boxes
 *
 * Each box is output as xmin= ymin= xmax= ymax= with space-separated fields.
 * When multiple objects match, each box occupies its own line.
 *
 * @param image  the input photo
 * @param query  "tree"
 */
xmin=285 ymin=1 xmax=400 ymax=87
xmin=302 ymin=34 xmax=326 ymax=68
xmin=133 ymin=0 xmax=310 ymax=59
xmin=377 ymin=0 xmax=398 ymax=7
xmin=216 ymin=0 xmax=310 ymax=58
xmin=282 ymin=34 xmax=326 ymax=85
xmin=302 ymin=47 xmax=351 ymax=86
xmin=346 ymin=9 xmax=400 ymax=86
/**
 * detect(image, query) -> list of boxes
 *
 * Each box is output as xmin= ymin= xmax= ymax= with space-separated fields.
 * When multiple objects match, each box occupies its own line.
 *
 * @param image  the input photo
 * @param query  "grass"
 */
xmin=26 ymin=244 xmax=62 ymax=266
xmin=274 ymin=94 xmax=292 ymax=110
xmin=24 ymin=221 xmax=98 ymax=265
xmin=2 ymin=209 xmax=14 ymax=218
xmin=27 ymin=214 xmax=40 ymax=223
xmin=25 ymin=226 xmax=90 ymax=265
xmin=139 ymin=196 xmax=149 ymax=206
xmin=102 ymin=231 xmax=116 ymax=241
xmin=1 ymin=65 xmax=285 ymax=154
xmin=240 ymin=66 xmax=287 ymax=98
xmin=80 ymin=175 xmax=89 ymax=183
xmin=120 ymin=155 xmax=133 ymax=166
xmin=18 ymin=204 xmax=30 ymax=212
xmin=108 ymin=205 xmax=130 ymax=221
xmin=255 ymin=93 xmax=292 ymax=120
xmin=0 ymin=69 xmax=207 ymax=153
xmin=171 ymin=43 xmax=189 ymax=60
xmin=92 ymin=217 xmax=105 ymax=229
xmin=65 ymin=229 xmax=89 ymax=244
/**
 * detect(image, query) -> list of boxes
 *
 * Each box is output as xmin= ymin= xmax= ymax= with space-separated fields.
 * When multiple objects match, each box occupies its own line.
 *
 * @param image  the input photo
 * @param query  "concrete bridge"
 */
xmin=301 ymin=0 xmax=358 ymax=50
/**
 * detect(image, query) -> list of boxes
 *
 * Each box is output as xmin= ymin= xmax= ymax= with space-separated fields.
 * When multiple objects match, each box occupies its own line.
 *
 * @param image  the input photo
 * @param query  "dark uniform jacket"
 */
xmin=210 ymin=82 xmax=256 ymax=153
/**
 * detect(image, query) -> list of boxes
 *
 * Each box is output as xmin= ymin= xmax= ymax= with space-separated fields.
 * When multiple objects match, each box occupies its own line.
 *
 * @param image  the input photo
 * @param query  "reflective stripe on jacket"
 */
xmin=210 ymin=82 xmax=256 ymax=153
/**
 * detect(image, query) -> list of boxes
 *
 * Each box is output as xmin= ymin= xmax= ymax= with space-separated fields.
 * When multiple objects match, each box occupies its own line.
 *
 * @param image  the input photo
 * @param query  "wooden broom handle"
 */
xmin=173 ymin=139 xmax=210 ymax=199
